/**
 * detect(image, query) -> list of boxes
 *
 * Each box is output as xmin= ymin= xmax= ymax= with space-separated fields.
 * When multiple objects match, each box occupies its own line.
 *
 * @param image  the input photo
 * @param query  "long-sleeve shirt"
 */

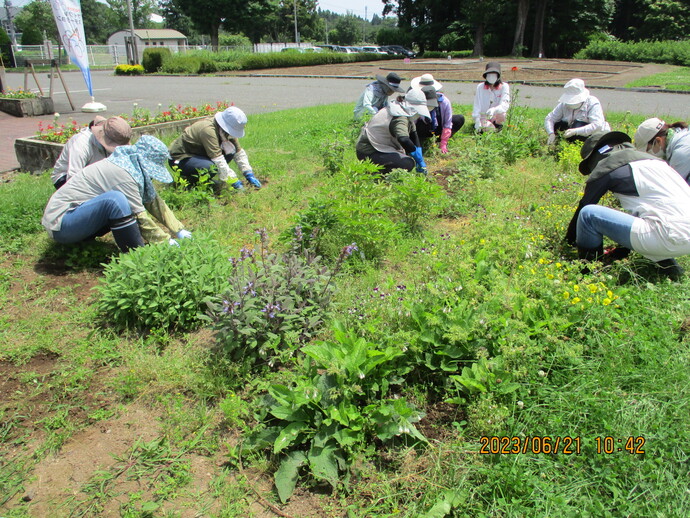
xmin=472 ymin=82 xmax=510 ymax=125
xmin=544 ymin=96 xmax=610 ymax=136
xmin=429 ymin=93 xmax=454 ymax=131
xmin=354 ymin=81 xmax=391 ymax=119
xmin=356 ymin=102 xmax=418 ymax=156
xmin=50 ymin=127 xmax=107 ymax=186
xmin=667 ymin=128 xmax=690 ymax=183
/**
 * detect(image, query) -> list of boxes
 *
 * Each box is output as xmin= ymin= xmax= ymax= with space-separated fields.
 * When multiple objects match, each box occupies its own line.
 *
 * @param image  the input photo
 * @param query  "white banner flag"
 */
xmin=49 ymin=0 xmax=93 ymax=96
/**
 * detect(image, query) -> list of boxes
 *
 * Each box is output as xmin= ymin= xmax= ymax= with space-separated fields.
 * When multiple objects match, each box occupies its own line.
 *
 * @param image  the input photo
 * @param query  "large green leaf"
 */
xmin=275 ymin=451 xmax=307 ymax=503
xmin=308 ymin=442 xmax=340 ymax=488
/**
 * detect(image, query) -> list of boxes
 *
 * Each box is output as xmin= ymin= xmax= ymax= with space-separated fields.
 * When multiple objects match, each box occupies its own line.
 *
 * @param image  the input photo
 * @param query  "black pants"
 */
xmin=356 ymin=149 xmax=415 ymax=175
xmin=415 ymin=114 xmax=465 ymax=140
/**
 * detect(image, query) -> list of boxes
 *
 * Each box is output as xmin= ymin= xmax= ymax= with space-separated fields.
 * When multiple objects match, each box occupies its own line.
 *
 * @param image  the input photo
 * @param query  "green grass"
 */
xmin=626 ymin=65 xmax=690 ymax=91
xmin=1 ymin=100 xmax=689 ymax=516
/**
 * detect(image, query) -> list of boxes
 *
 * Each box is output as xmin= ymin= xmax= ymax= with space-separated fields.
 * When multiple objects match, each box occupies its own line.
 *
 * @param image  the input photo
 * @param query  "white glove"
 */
xmin=177 ymin=229 xmax=192 ymax=239
xmin=210 ymin=156 xmax=237 ymax=182
xmin=486 ymin=107 xmax=497 ymax=118
xmin=563 ymin=128 xmax=577 ymax=139
xmin=221 ymin=140 xmax=236 ymax=155
xmin=474 ymin=120 xmax=482 ymax=131
xmin=547 ymin=133 xmax=557 ymax=145
xmin=168 ymin=238 xmax=180 ymax=247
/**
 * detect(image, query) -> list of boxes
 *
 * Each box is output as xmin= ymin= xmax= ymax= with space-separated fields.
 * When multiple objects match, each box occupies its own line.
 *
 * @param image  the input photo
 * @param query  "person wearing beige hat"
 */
xmin=51 ymin=116 xmax=132 ymax=189
xmin=168 ymin=106 xmax=261 ymax=192
xmin=356 ymin=88 xmax=431 ymax=175
xmin=472 ymin=62 xmax=510 ymax=132
xmin=544 ymin=78 xmax=610 ymax=145
xmin=354 ymin=72 xmax=406 ymax=120
xmin=411 ymin=74 xmax=465 ymax=153
xmin=633 ymin=118 xmax=690 ymax=184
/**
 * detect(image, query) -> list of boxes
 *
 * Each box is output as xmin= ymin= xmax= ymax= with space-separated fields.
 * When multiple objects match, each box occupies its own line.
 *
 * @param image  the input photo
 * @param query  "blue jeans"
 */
xmin=52 ymin=191 xmax=132 ymax=244
xmin=576 ymin=205 xmax=634 ymax=250
xmin=170 ymin=156 xmax=217 ymax=183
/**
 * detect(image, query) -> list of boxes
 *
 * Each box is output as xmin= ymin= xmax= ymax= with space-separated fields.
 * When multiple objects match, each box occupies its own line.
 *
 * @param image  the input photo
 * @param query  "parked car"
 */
xmin=280 ymin=46 xmax=323 ymax=53
xmin=380 ymin=45 xmax=416 ymax=58
xmin=361 ymin=46 xmax=387 ymax=54
xmin=315 ymin=45 xmax=338 ymax=52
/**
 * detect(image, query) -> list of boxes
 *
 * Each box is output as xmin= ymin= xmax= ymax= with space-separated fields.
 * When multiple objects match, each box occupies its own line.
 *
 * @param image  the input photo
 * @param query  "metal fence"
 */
xmin=6 ymin=42 xmax=318 ymax=68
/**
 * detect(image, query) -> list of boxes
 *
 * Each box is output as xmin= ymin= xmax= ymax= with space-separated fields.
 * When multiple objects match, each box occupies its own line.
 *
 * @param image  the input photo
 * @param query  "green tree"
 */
xmin=106 ymin=0 xmax=157 ymax=29
xmin=14 ymin=0 xmax=58 ymax=42
xmin=21 ymin=25 xmax=43 ymax=45
xmin=332 ymin=14 xmax=362 ymax=45
xmin=160 ymin=0 xmax=199 ymax=41
xmin=0 ymin=26 xmax=13 ymax=67
xmin=81 ymin=0 xmax=118 ymax=44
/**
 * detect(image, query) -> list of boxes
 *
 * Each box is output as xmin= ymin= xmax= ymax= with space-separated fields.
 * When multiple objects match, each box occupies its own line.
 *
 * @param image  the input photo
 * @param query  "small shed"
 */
xmin=107 ymin=29 xmax=187 ymax=51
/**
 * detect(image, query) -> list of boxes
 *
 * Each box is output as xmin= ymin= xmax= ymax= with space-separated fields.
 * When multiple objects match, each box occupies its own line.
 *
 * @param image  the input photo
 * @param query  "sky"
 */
xmin=317 ymin=0 xmax=390 ymax=20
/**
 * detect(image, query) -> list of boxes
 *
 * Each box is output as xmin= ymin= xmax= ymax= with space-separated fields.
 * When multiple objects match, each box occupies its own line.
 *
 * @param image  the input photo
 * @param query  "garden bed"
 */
xmin=14 ymin=116 xmax=206 ymax=173
xmin=0 ymin=96 xmax=54 ymax=117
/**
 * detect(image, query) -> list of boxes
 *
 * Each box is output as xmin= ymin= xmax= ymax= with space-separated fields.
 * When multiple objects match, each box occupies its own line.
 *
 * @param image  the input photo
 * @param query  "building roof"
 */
xmin=132 ymin=29 xmax=187 ymax=40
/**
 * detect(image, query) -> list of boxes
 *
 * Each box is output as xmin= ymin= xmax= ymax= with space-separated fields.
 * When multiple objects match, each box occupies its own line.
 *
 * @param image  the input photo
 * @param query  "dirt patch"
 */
xmin=227 ymin=57 xmax=672 ymax=89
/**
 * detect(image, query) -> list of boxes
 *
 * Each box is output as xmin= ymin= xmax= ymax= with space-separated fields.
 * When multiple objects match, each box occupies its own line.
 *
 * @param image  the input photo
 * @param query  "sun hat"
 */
xmin=410 ymin=73 xmax=443 ymax=91
xmin=558 ymin=78 xmax=589 ymax=105
xmin=91 ymin=116 xmax=132 ymax=153
xmin=578 ymin=130 xmax=632 ymax=175
xmin=375 ymin=72 xmax=404 ymax=93
xmin=89 ymin=115 xmax=106 ymax=129
xmin=215 ymin=106 xmax=248 ymax=138
xmin=402 ymin=88 xmax=431 ymax=119
xmin=420 ymin=85 xmax=439 ymax=108
xmin=633 ymin=117 xmax=666 ymax=151
xmin=482 ymin=62 xmax=501 ymax=79
xmin=107 ymin=135 xmax=172 ymax=203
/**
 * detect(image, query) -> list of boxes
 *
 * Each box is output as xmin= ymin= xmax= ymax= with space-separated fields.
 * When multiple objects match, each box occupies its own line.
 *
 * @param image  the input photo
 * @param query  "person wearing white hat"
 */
xmin=633 ymin=118 xmax=690 ymax=184
xmin=353 ymin=72 xmax=405 ymax=120
xmin=42 ymin=135 xmax=191 ymax=253
xmin=356 ymin=88 xmax=432 ymax=175
xmin=472 ymin=62 xmax=510 ymax=132
xmin=564 ymin=130 xmax=690 ymax=280
xmin=168 ymin=106 xmax=261 ymax=192
xmin=410 ymin=74 xmax=465 ymax=154
xmin=545 ymin=78 xmax=610 ymax=144
xmin=51 ymin=116 xmax=132 ymax=189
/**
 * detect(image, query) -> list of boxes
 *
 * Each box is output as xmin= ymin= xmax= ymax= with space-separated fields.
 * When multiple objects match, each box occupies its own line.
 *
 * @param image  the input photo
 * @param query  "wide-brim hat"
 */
xmin=420 ymin=85 xmax=439 ymax=108
xmin=482 ymin=62 xmax=501 ymax=78
xmin=215 ymin=106 xmax=247 ymax=138
xmin=92 ymin=116 xmax=132 ymax=153
xmin=402 ymin=88 xmax=431 ymax=119
xmin=578 ymin=130 xmax=632 ymax=175
xmin=376 ymin=72 xmax=404 ymax=93
xmin=559 ymin=78 xmax=589 ymax=105
xmin=411 ymin=73 xmax=443 ymax=91
xmin=633 ymin=117 xmax=665 ymax=151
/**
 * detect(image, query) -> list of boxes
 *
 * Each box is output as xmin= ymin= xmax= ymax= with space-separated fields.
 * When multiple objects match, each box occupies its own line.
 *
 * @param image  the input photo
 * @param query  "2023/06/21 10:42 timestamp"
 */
xmin=479 ymin=436 xmax=646 ymax=454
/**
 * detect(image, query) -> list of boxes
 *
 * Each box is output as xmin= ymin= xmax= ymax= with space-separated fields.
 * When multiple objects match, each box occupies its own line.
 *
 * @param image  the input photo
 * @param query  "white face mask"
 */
xmin=485 ymin=73 xmax=498 ymax=84
xmin=647 ymin=139 xmax=666 ymax=159
xmin=566 ymin=102 xmax=583 ymax=110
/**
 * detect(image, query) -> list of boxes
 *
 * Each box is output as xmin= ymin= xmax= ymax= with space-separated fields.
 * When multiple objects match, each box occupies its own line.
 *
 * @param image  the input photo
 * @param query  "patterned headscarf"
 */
xmin=107 ymin=135 xmax=172 ymax=204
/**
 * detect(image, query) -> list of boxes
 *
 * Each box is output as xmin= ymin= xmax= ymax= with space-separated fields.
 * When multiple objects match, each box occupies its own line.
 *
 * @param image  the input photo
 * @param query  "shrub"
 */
xmin=575 ymin=39 xmax=690 ymax=67
xmin=96 ymin=234 xmax=233 ymax=331
xmin=421 ymin=50 xmax=472 ymax=59
xmin=114 ymin=64 xmax=144 ymax=75
xmin=142 ymin=47 xmax=172 ymax=73
xmin=208 ymin=230 xmax=346 ymax=367
xmin=160 ymin=55 xmax=203 ymax=74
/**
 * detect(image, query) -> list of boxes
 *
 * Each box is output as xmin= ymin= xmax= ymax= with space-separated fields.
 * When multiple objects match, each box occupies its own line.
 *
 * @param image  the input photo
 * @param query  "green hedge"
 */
xmin=159 ymin=50 xmax=392 ymax=75
xmin=574 ymin=39 xmax=690 ymax=66
xmin=420 ymin=50 xmax=473 ymax=59
xmin=142 ymin=47 xmax=172 ymax=73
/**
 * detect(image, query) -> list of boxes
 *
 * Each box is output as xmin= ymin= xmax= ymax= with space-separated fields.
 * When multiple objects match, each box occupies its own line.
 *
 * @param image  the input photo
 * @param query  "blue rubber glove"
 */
xmin=410 ymin=147 xmax=427 ymax=174
xmin=177 ymin=229 xmax=192 ymax=239
xmin=244 ymin=171 xmax=261 ymax=188
xmin=231 ymin=180 xmax=244 ymax=190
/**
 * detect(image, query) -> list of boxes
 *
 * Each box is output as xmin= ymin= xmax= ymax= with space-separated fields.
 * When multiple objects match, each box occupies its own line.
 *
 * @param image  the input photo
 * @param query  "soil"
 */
xmin=229 ymin=57 xmax=672 ymax=89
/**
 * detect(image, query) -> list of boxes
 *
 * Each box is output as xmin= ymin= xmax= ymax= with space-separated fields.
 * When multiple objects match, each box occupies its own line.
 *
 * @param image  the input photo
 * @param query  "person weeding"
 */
xmin=545 ymin=78 xmax=610 ymax=145
xmin=472 ymin=62 xmax=510 ymax=132
xmin=353 ymin=72 xmax=405 ymax=120
xmin=411 ymin=74 xmax=465 ymax=154
xmin=564 ymin=130 xmax=690 ymax=280
xmin=355 ymin=88 xmax=432 ymax=175
xmin=51 ymin=116 xmax=132 ymax=189
xmin=42 ymin=135 xmax=192 ymax=253
xmin=168 ymin=106 xmax=261 ymax=193
xmin=633 ymin=118 xmax=690 ymax=185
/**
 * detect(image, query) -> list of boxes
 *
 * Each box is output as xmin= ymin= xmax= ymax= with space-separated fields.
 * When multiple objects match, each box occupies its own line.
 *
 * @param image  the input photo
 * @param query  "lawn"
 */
xmin=626 ymin=65 xmax=690 ymax=92
xmin=1 ymin=99 xmax=689 ymax=517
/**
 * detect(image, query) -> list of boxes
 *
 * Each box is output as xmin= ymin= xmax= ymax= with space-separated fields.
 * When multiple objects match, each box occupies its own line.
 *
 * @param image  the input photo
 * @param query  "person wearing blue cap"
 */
xmin=354 ymin=72 xmax=405 ymax=120
xmin=168 ymin=106 xmax=261 ymax=192
xmin=42 ymin=135 xmax=191 ymax=252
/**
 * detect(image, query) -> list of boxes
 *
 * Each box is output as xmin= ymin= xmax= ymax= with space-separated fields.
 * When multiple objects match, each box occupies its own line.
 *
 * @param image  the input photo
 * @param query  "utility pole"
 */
xmin=293 ymin=0 xmax=300 ymax=44
xmin=3 ymin=0 xmax=17 ymax=46
xmin=126 ymin=0 xmax=139 ymax=64
xmin=363 ymin=6 xmax=367 ymax=43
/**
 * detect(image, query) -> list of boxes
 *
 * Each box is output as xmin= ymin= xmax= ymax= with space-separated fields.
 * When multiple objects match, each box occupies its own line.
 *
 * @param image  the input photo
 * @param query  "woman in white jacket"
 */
xmin=545 ymin=78 xmax=610 ymax=144
xmin=472 ymin=62 xmax=510 ymax=132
